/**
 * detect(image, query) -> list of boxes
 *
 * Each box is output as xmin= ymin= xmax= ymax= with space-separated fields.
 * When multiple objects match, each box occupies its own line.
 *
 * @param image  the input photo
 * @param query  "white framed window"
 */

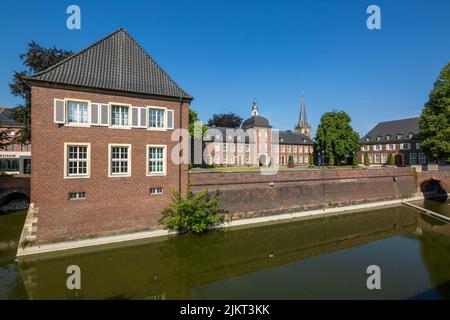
xmin=67 ymin=100 xmax=89 ymax=125
xmin=64 ymin=143 xmax=90 ymax=179
xmin=298 ymin=155 xmax=303 ymax=163
xmin=109 ymin=144 xmax=131 ymax=177
xmin=214 ymin=143 xmax=220 ymax=152
xmin=258 ymin=131 xmax=262 ymax=137
xmin=110 ymin=104 xmax=130 ymax=127
xmin=416 ymin=143 xmax=420 ymax=150
xmin=293 ymin=146 xmax=297 ymax=153
xmin=245 ymin=156 xmax=250 ymax=164
xmin=214 ymin=155 xmax=220 ymax=164
xmin=237 ymin=144 xmax=243 ymax=152
xmin=281 ymin=145 xmax=285 ymax=153
xmin=223 ymin=143 xmax=227 ymax=152
xmin=287 ymin=146 xmax=291 ymax=153
xmin=293 ymin=156 xmax=297 ymax=163
xmin=264 ymin=131 xmax=268 ymax=138
xmin=386 ymin=135 xmax=391 ymax=140
xmin=410 ymin=153 xmax=417 ymax=164
xmin=368 ymin=154 xmax=373 ymax=164
xmin=387 ymin=144 xmax=395 ymax=151
xmin=230 ymin=144 xmax=235 ymax=152
xmin=245 ymin=144 xmax=250 ymax=152
xmin=400 ymin=143 xmax=411 ymax=150
xmin=397 ymin=134 xmax=403 ymax=139
xmin=362 ymin=145 xmax=369 ymax=151
xmin=418 ymin=153 xmax=426 ymax=164
xmin=149 ymin=187 xmax=163 ymax=195
xmin=147 ymin=145 xmax=166 ymax=176
xmin=304 ymin=155 xmax=309 ymax=163
xmin=376 ymin=136 xmax=381 ymax=141
xmin=69 ymin=192 xmax=86 ymax=200
xmin=365 ymin=137 xmax=370 ymax=142
xmin=148 ymin=107 xmax=166 ymax=129
xmin=381 ymin=153 xmax=387 ymax=164
xmin=229 ymin=155 xmax=235 ymax=164
xmin=375 ymin=154 xmax=380 ymax=164
xmin=408 ymin=133 xmax=414 ymax=139
xmin=223 ymin=155 xmax=228 ymax=164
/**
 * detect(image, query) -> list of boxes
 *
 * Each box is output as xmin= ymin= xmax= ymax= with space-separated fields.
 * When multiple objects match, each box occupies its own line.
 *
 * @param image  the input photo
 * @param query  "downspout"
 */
xmin=179 ymin=96 xmax=183 ymax=196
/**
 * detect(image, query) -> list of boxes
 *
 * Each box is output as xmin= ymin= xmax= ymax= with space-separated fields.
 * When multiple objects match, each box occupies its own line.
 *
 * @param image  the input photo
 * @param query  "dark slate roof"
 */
xmin=203 ymin=127 xmax=254 ymax=143
xmin=241 ymin=115 xmax=271 ymax=129
xmin=361 ymin=117 xmax=419 ymax=143
xmin=30 ymin=28 xmax=192 ymax=100
xmin=276 ymin=130 xmax=315 ymax=145
xmin=0 ymin=108 xmax=22 ymax=127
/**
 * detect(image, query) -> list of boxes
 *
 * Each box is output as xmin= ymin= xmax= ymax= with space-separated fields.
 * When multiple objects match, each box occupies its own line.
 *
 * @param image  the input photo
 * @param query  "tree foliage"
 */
xmin=418 ymin=61 xmax=450 ymax=162
xmin=189 ymin=108 xmax=207 ymax=138
xmin=314 ymin=110 xmax=359 ymax=164
xmin=207 ymin=112 xmax=243 ymax=128
xmin=387 ymin=153 xmax=395 ymax=166
xmin=364 ymin=153 xmax=370 ymax=166
xmin=9 ymin=41 xmax=73 ymax=143
xmin=160 ymin=189 xmax=224 ymax=234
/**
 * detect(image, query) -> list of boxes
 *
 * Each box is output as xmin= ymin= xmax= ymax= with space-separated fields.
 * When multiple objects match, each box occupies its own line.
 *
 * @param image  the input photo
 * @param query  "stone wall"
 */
xmin=189 ymin=168 xmax=418 ymax=218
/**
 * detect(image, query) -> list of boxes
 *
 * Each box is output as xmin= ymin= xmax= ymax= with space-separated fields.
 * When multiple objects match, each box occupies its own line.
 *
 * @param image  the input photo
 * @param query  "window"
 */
xmin=245 ymin=144 xmax=250 ymax=152
xmin=293 ymin=156 xmax=297 ymax=163
xmin=365 ymin=137 xmax=370 ymax=142
xmin=245 ymin=156 xmax=250 ymax=164
xmin=230 ymin=144 xmax=235 ymax=152
xmin=408 ymin=133 xmax=414 ymax=139
xmin=214 ymin=155 xmax=220 ymax=164
xmin=223 ymin=155 xmax=228 ymax=164
xmin=400 ymin=143 xmax=410 ymax=150
xmin=229 ymin=155 xmax=235 ymax=164
xmin=416 ymin=143 xmax=420 ymax=150
xmin=258 ymin=131 xmax=262 ymax=137
xmin=418 ymin=153 xmax=426 ymax=164
xmin=298 ymin=146 xmax=303 ymax=153
xmin=375 ymin=154 xmax=380 ymax=163
xmin=368 ymin=154 xmax=373 ymax=164
xmin=381 ymin=154 xmax=387 ymax=164
xmin=69 ymin=192 xmax=86 ymax=200
xmin=223 ymin=143 xmax=227 ymax=152
xmin=109 ymin=145 xmax=131 ymax=176
xmin=374 ymin=145 xmax=382 ymax=151
xmin=111 ymin=105 xmax=129 ymax=126
xmin=304 ymin=155 xmax=309 ymax=163
xmin=387 ymin=144 xmax=395 ymax=151
xmin=397 ymin=134 xmax=403 ymax=139
xmin=67 ymin=100 xmax=89 ymax=124
xmin=65 ymin=144 xmax=89 ymax=178
xmin=149 ymin=187 xmax=163 ymax=195
xmin=281 ymin=145 xmax=285 ymax=153
xmin=298 ymin=155 xmax=303 ymax=163
xmin=410 ymin=153 xmax=417 ymax=164
xmin=214 ymin=143 xmax=220 ymax=152
xmin=0 ymin=159 xmax=19 ymax=171
xmin=386 ymin=135 xmax=391 ymax=140
xmin=264 ymin=131 xmax=268 ymax=138
xmin=293 ymin=146 xmax=297 ymax=153
xmin=287 ymin=146 xmax=291 ymax=153
xmin=362 ymin=145 xmax=369 ymax=151
xmin=237 ymin=144 xmax=243 ymax=152
xmin=148 ymin=108 xmax=165 ymax=129
xmin=147 ymin=145 xmax=166 ymax=175
xmin=376 ymin=136 xmax=381 ymax=141
xmin=273 ymin=145 xmax=279 ymax=153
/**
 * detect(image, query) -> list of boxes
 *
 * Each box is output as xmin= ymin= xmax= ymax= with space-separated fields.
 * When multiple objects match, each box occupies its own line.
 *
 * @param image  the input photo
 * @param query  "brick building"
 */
xmin=358 ymin=117 xmax=427 ymax=166
xmin=28 ymin=29 xmax=192 ymax=242
xmin=202 ymin=98 xmax=314 ymax=167
xmin=0 ymin=107 xmax=31 ymax=174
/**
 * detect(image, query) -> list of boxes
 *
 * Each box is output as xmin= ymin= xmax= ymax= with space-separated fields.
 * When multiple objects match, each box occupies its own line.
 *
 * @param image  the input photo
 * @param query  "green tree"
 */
xmin=9 ymin=42 xmax=73 ymax=143
xmin=160 ymin=189 xmax=224 ymax=234
xmin=328 ymin=153 xmax=335 ymax=166
xmin=418 ymin=61 xmax=450 ymax=162
xmin=207 ymin=112 xmax=243 ymax=128
xmin=315 ymin=110 xmax=360 ymax=165
xmin=387 ymin=154 xmax=395 ymax=165
xmin=364 ymin=153 xmax=370 ymax=166
xmin=352 ymin=153 xmax=359 ymax=166
xmin=189 ymin=108 xmax=207 ymax=139
xmin=308 ymin=153 xmax=314 ymax=165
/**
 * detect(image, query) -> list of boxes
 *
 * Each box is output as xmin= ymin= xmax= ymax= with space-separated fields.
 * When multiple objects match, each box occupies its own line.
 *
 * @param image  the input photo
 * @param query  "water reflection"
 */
xmin=1 ymin=205 xmax=450 ymax=299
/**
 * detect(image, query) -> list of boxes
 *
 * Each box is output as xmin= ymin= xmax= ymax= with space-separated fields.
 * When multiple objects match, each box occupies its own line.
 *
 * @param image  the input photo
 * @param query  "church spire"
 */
xmin=295 ymin=95 xmax=311 ymax=137
xmin=251 ymin=98 xmax=259 ymax=116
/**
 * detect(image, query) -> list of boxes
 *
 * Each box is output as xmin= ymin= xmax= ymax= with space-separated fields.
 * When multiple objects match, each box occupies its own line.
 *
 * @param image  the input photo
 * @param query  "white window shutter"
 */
xmin=140 ymin=107 xmax=147 ymax=128
xmin=54 ymin=99 xmax=65 ymax=123
xmin=90 ymin=103 xmax=99 ymax=125
xmin=131 ymin=107 xmax=139 ymax=127
xmin=100 ymin=104 xmax=109 ymax=126
xmin=167 ymin=109 xmax=174 ymax=129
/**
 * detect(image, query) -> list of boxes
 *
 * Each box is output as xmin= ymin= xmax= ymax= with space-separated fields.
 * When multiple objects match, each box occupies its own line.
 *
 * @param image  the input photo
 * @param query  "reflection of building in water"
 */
xmin=19 ymin=207 xmax=422 ymax=300
xmin=0 ymin=108 xmax=31 ymax=174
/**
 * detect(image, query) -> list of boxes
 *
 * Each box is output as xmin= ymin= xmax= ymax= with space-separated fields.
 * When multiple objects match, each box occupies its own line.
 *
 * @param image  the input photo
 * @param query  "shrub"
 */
xmin=160 ymin=189 xmax=224 ymax=234
xmin=353 ymin=153 xmax=359 ymax=166
xmin=387 ymin=154 xmax=395 ymax=165
xmin=328 ymin=154 xmax=335 ymax=166
xmin=364 ymin=153 xmax=370 ymax=166
xmin=287 ymin=155 xmax=295 ymax=168
xmin=309 ymin=153 xmax=314 ymax=165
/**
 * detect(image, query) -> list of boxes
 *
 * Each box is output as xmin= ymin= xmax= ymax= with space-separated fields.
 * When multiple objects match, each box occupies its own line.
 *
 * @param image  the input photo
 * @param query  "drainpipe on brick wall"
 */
xmin=179 ymin=96 xmax=183 ymax=196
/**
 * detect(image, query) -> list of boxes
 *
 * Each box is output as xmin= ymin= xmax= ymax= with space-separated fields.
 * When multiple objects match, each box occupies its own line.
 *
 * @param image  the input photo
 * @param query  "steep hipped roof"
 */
xmin=241 ymin=115 xmax=272 ymax=129
xmin=361 ymin=117 xmax=419 ymax=143
xmin=31 ymin=28 xmax=192 ymax=100
xmin=0 ymin=107 xmax=22 ymax=127
xmin=277 ymin=130 xmax=314 ymax=145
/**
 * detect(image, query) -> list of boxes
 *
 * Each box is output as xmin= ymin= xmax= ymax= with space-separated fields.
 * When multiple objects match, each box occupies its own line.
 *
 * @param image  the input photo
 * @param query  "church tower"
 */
xmin=294 ymin=95 xmax=311 ymax=137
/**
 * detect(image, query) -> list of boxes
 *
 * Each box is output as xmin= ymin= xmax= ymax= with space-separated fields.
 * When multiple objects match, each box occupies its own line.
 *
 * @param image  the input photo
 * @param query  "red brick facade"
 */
xmin=31 ymin=86 xmax=189 ymax=243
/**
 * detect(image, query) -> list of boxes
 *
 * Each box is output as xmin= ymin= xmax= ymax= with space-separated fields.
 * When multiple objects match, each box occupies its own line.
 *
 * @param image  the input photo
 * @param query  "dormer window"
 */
xmin=365 ymin=137 xmax=370 ymax=142
xmin=397 ymin=134 xmax=402 ymax=139
xmin=386 ymin=135 xmax=391 ymax=140
xmin=376 ymin=136 xmax=381 ymax=141
xmin=408 ymin=133 xmax=414 ymax=139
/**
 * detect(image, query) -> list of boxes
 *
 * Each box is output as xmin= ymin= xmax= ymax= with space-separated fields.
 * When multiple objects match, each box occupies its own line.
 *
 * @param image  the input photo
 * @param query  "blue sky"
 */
xmin=0 ymin=0 xmax=449 ymax=135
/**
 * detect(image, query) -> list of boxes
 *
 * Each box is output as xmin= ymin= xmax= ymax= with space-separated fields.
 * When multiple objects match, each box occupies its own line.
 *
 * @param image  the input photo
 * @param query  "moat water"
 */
xmin=1 ymin=200 xmax=450 ymax=300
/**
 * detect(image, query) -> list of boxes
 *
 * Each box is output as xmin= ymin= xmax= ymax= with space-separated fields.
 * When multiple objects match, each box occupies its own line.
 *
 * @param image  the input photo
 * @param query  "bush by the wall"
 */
xmin=364 ymin=153 xmax=370 ymax=166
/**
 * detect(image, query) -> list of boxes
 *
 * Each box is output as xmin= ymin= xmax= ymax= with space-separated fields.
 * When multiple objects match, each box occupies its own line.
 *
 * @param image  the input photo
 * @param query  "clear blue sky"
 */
xmin=1 ymin=0 xmax=449 ymax=135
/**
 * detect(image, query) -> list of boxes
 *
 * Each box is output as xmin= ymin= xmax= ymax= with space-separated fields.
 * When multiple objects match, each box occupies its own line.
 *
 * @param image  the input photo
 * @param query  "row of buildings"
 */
xmin=0 ymin=29 xmax=430 ymax=242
